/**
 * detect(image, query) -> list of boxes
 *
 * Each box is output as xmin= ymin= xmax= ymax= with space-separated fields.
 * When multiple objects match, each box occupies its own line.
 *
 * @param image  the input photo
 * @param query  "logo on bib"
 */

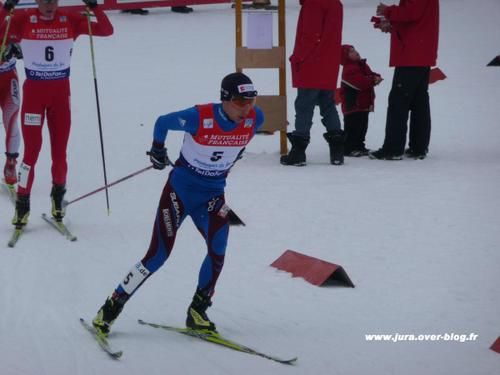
xmin=203 ymin=118 xmax=214 ymax=129
xmin=24 ymin=113 xmax=42 ymax=126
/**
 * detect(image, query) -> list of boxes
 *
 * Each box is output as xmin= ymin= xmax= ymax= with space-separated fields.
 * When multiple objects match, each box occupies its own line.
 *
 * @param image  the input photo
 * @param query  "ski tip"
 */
xmin=285 ymin=357 xmax=298 ymax=364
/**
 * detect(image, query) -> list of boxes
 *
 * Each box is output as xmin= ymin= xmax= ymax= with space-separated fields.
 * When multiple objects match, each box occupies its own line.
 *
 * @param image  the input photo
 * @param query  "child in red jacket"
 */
xmin=339 ymin=45 xmax=383 ymax=156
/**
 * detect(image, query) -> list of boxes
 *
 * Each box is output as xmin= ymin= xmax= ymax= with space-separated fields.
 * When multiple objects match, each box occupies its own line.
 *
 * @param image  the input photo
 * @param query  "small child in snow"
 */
xmin=338 ymin=44 xmax=383 ymax=156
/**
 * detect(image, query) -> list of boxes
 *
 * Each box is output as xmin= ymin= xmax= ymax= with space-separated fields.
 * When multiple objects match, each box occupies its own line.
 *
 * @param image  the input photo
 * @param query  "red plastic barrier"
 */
xmin=490 ymin=336 xmax=500 ymax=354
xmin=270 ymin=249 xmax=355 ymax=287
xmin=429 ymin=67 xmax=446 ymax=84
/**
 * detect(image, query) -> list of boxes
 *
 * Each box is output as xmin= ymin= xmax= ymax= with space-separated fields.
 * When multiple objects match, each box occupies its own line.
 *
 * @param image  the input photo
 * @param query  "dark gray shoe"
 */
xmin=405 ymin=148 xmax=427 ymax=160
xmin=369 ymin=149 xmax=403 ymax=160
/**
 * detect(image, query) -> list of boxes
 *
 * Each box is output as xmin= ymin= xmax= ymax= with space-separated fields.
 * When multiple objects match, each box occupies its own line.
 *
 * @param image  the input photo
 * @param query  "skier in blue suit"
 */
xmin=93 ymin=72 xmax=264 ymax=336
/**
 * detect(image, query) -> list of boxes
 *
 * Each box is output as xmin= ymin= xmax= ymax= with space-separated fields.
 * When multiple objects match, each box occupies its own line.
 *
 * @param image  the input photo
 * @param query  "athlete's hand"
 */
xmin=82 ymin=0 xmax=98 ymax=9
xmin=147 ymin=143 xmax=169 ymax=170
xmin=3 ymin=0 xmax=19 ymax=12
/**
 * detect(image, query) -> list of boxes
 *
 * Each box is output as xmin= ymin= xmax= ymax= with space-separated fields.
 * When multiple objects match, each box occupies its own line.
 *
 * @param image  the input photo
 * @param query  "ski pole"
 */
xmin=63 ymin=165 xmax=154 ymax=207
xmin=65 ymin=159 xmax=245 ymax=225
xmin=85 ymin=6 xmax=111 ymax=214
xmin=0 ymin=9 xmax=14 ymax=60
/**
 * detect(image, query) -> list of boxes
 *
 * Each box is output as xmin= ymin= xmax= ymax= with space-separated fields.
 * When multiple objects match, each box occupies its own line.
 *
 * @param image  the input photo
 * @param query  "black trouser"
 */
xmin=344 ymin=111 xmax=369 ymax=152
xmin=382 ymin=67 xmax=431 ymax=154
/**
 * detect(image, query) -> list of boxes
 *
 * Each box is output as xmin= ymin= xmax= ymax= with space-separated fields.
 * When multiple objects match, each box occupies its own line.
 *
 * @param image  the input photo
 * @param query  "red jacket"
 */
xmin=384 ymin=0 xmax=439 ymax=67
xmin=290 ymin=0 xmax=343 ymax=90
xmin=339 ymin=46 xmax=380 ymax=115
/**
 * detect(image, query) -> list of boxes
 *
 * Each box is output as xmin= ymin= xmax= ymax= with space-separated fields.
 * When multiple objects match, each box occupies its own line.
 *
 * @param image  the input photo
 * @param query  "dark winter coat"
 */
xmin=339 ymin=47 xmax=380 ymax=115
xmin=290 ymin=0 xmax=343 ymax=90
xmin=383 ymin=0 xmax=439 ymax=67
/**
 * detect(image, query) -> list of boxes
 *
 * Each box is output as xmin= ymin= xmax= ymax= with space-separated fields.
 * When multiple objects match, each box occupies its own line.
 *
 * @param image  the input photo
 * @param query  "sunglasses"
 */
xmin=231 ymin=96 xmax=256 ymax=108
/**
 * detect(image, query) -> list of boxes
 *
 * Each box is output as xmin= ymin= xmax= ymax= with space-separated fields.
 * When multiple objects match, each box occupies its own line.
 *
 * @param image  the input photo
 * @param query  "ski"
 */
xmin=80 ymin=318 xmax=123 ymax=359
xmin=137 ymin=319 xmax=297 ymax=365
xmin=1 ymin=180 xmax=16 ymax=204
xmin=7 ymin=228 xmax=23 ymax=247
xmin=41 ymin=213 xmax=77 ymax=241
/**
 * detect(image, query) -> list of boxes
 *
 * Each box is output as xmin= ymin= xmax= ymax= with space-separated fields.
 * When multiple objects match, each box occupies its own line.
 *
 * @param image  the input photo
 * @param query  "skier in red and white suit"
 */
xmin=0 ymin=42 xmax=21 ymax=188
xmin=0 ymin=0 xmax=113 ymax=228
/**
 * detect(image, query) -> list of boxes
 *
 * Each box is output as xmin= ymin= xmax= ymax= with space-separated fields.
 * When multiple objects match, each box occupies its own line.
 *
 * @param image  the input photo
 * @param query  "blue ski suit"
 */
xmin=114 ymin=103 xmax=263 ymax=300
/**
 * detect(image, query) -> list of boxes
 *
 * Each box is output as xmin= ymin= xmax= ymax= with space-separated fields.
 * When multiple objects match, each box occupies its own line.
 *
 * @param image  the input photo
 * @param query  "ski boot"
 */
xmin=186 ymin=289 xmax=217 ymax=332
xmin=12 ymin=194 xmax=30 ymax=228
xmin=92 ymin=295 xmax=126 ymax=337
xmin=51 ymin=184 xmax=67 ymax=222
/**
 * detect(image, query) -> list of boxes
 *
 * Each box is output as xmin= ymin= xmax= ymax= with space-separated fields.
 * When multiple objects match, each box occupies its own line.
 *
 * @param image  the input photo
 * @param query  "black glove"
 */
xmin=147 ymin=142 xmax=169 ymax=170
xmin=82 ymin=0 xmax=98 ymax=9
xmin=2 ymin=43 xmax=22 ymax=62
xmin=3 ymin=0 xmax=19 ymax=11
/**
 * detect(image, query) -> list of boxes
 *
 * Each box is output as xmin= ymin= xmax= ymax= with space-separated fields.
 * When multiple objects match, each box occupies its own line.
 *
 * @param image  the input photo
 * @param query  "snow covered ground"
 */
xmin=1 ymin=1 xmax=499 ymax=374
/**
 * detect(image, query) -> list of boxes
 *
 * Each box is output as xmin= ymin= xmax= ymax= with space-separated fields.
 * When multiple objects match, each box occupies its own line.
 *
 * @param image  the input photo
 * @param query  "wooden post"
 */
xmin=278 ymin=0 xmax=287 ymax=154
xmin=235 ymin=0 xmax=243 ymax=62
xmin=234 ymin=0 xmax=288 ymax=155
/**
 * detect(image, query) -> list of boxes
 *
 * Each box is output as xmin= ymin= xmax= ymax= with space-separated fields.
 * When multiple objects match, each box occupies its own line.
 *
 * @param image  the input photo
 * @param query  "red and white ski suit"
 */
xmin=0 ymin=6 xmax=113 ymax=194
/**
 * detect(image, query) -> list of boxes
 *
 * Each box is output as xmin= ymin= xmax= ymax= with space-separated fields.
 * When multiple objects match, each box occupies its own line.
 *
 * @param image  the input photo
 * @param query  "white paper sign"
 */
xmin=246 ymin=12 xmax=273 ymax=49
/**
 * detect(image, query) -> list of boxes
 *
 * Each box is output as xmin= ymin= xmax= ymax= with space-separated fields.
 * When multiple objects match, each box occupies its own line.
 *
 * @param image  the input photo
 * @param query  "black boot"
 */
xmin=121 ymin=8 xmax=149 ymax=15
xmin=323 ymin=130 xmax=345 ymax=165
xmin=186 ymin=289 xmax=217 ymax=332
xmin=280 ymin=133 xmax=310 ymax=166
xmin=171 ymin=6 xmax=193 ymax=13
xmin=12 ymin=194 xmax=30 ymax=228
xmin=51 ymin=184 xmax=67 ymax=222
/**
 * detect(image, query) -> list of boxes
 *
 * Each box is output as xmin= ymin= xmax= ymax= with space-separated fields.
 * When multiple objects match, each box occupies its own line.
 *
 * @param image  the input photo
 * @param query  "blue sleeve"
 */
xmin=254 ymin=106 xmax=265 ymax=133
xmin=153 ymin=106 xmax=200 ymax=145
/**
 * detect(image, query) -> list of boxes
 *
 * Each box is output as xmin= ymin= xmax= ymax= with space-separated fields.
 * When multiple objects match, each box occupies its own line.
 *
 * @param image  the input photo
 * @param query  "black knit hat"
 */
xmin=220 ymin=72 xmax=258 ymax=101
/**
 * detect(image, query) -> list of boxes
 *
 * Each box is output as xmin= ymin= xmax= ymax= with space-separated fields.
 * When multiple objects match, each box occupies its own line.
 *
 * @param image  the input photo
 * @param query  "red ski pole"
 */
xmin=64 ymin=159 xmax=245 ymax=225
xmin=64 ymin=165 xmax=153 ymax=207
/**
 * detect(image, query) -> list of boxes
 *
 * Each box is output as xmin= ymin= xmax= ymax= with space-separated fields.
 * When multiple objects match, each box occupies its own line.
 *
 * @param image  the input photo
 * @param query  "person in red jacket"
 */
xmin=339 ymin=44 xmax=383 ymax=156
xmin=281 ymin=0 xmax=345 ymax=166
xmin=369 ymin=0 xmax=439 ymax=160
xmin=0 ymin=0 xmax=113 ymax=229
